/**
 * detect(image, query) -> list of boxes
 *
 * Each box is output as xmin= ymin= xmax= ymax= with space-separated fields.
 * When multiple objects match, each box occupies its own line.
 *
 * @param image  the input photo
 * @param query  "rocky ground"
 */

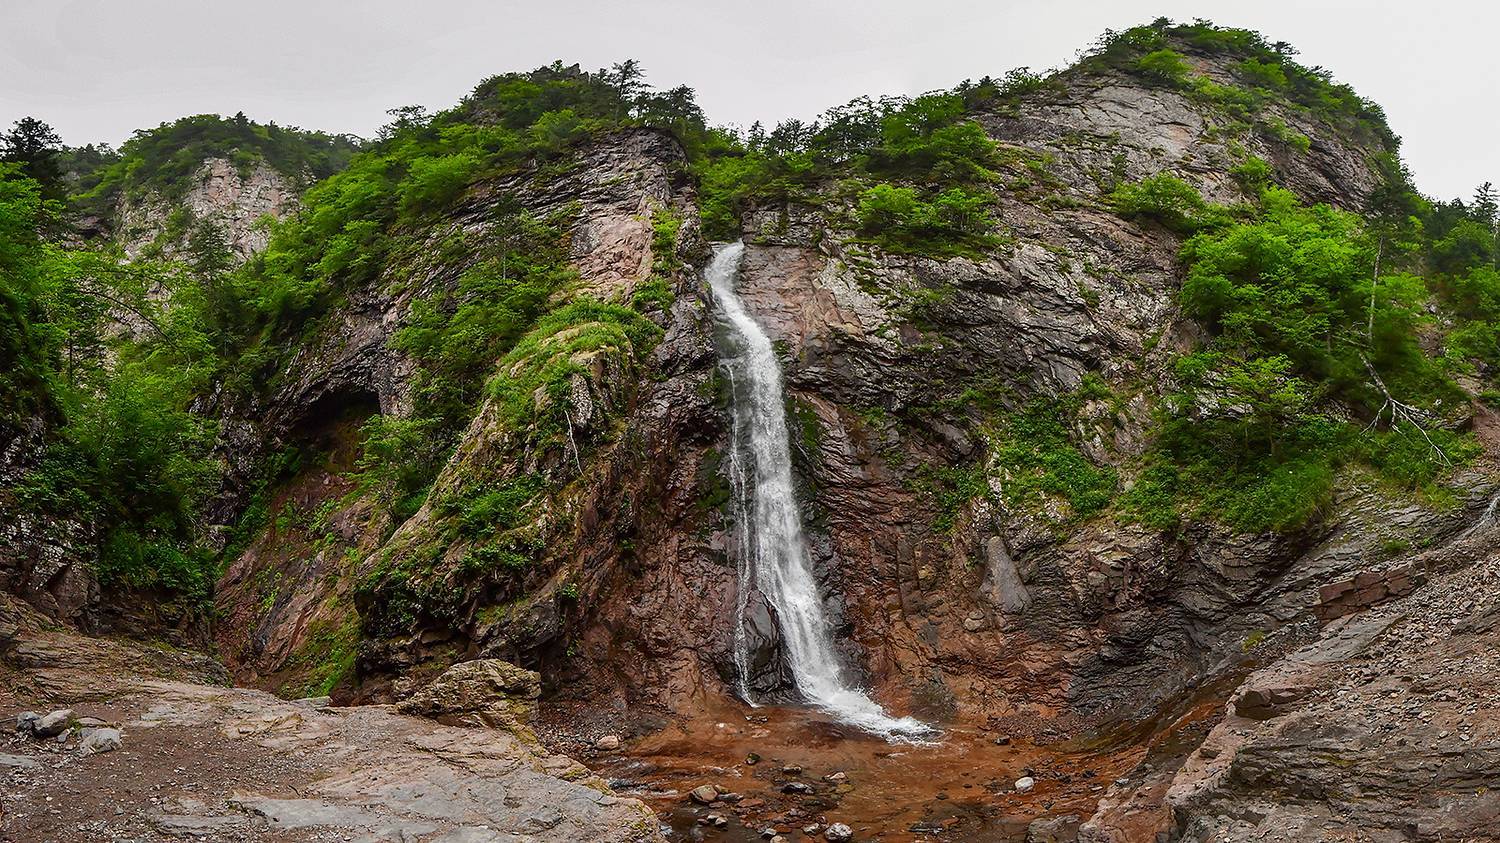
xmin=0 ymin=598 xmax=663 ymax=843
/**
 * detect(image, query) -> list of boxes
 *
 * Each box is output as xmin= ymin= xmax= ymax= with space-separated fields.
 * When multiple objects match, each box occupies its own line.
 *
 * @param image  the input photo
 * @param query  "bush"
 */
xmin=1110 ymin=173 xmax=1223 ymax=233
xmin=1135 ymin=49 xmax=1193 ymax=86
xmin=855 ymin=184 xmax=998 ymax=257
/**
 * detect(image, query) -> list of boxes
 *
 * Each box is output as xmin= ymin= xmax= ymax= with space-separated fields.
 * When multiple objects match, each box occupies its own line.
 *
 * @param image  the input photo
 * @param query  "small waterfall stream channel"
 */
xmin=705 ymin=241 xmax=932 ymax=742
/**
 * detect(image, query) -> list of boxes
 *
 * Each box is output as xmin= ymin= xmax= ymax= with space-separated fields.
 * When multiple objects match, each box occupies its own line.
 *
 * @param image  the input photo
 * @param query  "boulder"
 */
xmin=34 ymin=708 xmax=73 ymax=738
xmin=80 ymin=727 xmax=123 ymax=756
xmin=396 ymin=660 xmax=540 ymax=736
xmin=1231 ymin=684 xmax=1310 ymax=720
xmin=1027 ymin=813 xmax=1081 ymax=842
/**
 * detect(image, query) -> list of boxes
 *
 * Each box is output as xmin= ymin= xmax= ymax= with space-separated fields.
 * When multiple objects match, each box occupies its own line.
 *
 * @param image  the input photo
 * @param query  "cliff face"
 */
xmin=9 ymin=24 xmax=1500 ymax=843
xmin=115 ymin=156 xmax=300 ymax=260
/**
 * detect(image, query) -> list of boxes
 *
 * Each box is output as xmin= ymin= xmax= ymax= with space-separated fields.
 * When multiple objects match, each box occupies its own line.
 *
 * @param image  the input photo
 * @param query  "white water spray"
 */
xmin=707 ymin=241 xmax=933 ymax=741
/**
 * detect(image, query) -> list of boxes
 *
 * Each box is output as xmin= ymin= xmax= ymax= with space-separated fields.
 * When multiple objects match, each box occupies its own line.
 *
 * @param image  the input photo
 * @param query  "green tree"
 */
xmin=1 ymin=117 xmax=64 ymax=199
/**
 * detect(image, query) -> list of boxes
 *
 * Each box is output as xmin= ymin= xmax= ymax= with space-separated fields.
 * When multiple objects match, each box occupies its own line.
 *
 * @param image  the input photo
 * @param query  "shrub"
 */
xmin=1135 ymin=49 xmax=1193 ymax=86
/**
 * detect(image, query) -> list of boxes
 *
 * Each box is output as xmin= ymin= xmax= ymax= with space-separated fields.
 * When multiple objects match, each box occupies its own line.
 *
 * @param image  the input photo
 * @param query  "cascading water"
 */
xmin=707 ymin=241 xmax=933 ymax=741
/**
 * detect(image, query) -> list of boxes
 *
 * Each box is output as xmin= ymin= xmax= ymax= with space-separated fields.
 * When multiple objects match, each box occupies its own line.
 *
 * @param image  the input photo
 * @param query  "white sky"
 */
xmin=2 ymin=0 xmax=1494 ymax=200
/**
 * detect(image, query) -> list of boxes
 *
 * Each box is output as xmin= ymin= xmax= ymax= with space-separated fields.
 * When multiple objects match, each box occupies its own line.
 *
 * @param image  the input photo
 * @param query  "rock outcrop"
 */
xmin=116 ymin=156 xmax=301 ymax=260
xmin=0 ymin=595 xmax=663 ymax=842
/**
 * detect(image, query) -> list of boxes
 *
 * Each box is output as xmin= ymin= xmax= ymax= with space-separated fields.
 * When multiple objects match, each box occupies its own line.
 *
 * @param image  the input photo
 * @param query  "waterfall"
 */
xmin=707 ymin=241 xmax=933 ymax=741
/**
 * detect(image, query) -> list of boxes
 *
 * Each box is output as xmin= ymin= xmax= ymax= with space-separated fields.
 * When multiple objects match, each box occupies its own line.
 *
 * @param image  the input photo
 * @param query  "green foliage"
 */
xmin=1084 ymin=19 xmax=1397 ymax=151
xmin=393 ymin=207 xmax=576 ymax=433
xmin=1135 ymin=49 xmax=1193 ymax=86
xmin=1126 ymin=187 xmax=1473 ymax=534
xmin=75 ymin=113 xmax=358 ymax=213
xmin=691 ymin=91 xmax=1001 ymax=248
xmin=487 ymin=298 xmax=662 ymax=441
xmin=855 ymin=184 xmax=998 ymax=256
xmin=991 ymin=399 xmax=1117 ymax=518
xmin=633 ymin=204 xmax=681 ymax=311
xmin=1110 ymin=173 xmax=1229 ymax=233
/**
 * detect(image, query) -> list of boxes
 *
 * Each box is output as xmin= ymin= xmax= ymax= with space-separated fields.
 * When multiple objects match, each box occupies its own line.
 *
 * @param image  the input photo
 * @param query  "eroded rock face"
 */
xmin=116 ymin=157 xmax=300 ymax=260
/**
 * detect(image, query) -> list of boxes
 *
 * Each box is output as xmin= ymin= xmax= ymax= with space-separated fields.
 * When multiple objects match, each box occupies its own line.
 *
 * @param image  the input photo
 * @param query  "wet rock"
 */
xmin=688 ymin=784 xmax=719 ymax=804
xmin=594 ymin=734 xmax=620 ymax=751
xmin=825 ymin=823 xmax=854 ymax=842
xmin=79 ymin=727 xmax=122 ymax=756
xmin=395 ymin=659 xmax=540 ymax=735
xmin=741 ymin=592 xmax=793 ymax=697
xmin=1015 ymin=776 xmax=1036 ymax=794
xmin=34 ymin=708 xmax=73 ymax=738
xmin=744 ymin=752 xmax=761 ymax=765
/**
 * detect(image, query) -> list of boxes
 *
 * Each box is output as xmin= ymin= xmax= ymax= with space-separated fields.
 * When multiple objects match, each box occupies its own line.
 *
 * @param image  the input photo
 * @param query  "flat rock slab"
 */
xmin=0 ymin=603 xmax=665 ymax=843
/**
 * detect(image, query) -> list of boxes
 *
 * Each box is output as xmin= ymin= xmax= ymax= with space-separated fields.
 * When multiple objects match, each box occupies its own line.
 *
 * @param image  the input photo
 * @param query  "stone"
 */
xmin=79 ymin=726 xmax=123 ymax=756
xmin=824 ymin=771 xmax=848 ymax=783
xmin=703 ymin=813 xmax=728 ymax=828
xmin=1015 ymin=776 xmax=1036 ymax=794
xmin=744 ymin=752 xmax=761 ymax=765
xmin=395 ymin=659 xmax=540 ymax=735
xmin=0 ymin=753 xmax=40 ymax=769
xmin=825 ymin=823 xmax=854 ymax=842
xmin=15 ymin=711 xmax=39 ymax=734
xmin=781 ymin=763 xmax=803 ymax=775
xmin=782 ymin=781 xmax=814 ymax=794
xmin=1026 ymin=813 xmax=1081 ymax=842
xmin=34 ymin=708 xmax=73 ymax=738
xmin=594 ymin=734 xmax=620 ymax=751
xmin=149 ymin=813 xmax=250 ymax=838
xmin=688 ymin=784 xmax=719 ymax=804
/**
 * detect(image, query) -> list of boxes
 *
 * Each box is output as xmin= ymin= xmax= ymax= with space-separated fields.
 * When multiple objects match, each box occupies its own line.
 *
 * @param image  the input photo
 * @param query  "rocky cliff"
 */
xmin=7 ymin=20 xmax=1500 ymax=843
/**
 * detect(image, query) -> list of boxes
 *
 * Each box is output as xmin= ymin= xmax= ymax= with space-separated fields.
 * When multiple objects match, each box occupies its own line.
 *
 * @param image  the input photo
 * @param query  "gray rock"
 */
xmin=1015 ymin=776 xmax=1036 ymax=794
xmin=149 ymin=813 xmax=250 ymax=838
xmin=33 ymin=708 xmax=72 ymax=738
xmin=0 ymin=753 xmax=40 ymax=769
xmin=80 ymin=726 xmax=122 ymax=755
xmin=15 ymin=711 xmax=39 ymax=734
xmin=825 ymin=823 xmax=853 ymax=842
xmin=1026 ymin=813 xmax=1080 ymax=842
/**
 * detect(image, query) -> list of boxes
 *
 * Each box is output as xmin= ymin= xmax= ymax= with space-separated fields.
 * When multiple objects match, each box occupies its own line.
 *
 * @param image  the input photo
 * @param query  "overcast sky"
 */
xmin=2 ymin=0 xmax=1494 ymax=200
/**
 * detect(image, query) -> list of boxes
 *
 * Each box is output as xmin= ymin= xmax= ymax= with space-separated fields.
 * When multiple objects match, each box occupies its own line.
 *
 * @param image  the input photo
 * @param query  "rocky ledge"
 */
xmin=0 ymin=598 xmax=663 ymax=842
